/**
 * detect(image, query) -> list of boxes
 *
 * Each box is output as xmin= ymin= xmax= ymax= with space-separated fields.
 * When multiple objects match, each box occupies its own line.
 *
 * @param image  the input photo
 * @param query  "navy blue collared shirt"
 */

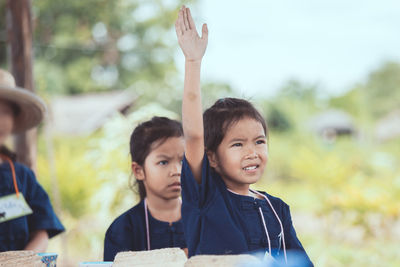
xmin=103 ymin=200 xmax=186 ymax=261
xmin=181 ymin=153 xmax=313 ymax=265
xmin=0 ymin=161 xmax=65 ymax=251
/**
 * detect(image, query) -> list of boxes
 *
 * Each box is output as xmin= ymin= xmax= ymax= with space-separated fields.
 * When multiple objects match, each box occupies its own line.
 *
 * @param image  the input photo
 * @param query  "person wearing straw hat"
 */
xmin=0 ymin=69 xmax=64 ymax=252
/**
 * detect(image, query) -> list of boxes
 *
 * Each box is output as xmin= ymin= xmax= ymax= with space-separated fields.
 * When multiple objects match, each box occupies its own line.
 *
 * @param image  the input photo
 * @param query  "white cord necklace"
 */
xmin=144 ymin=198 xmax=182 ymax=251
xmin=227 ymin=188 xmax=288 ymax=263
xmin=144 ymin=198 xmax=151 ymax=250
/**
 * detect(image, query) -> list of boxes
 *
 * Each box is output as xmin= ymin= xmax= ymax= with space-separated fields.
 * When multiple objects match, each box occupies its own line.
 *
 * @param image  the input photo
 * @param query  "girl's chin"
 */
xmin=162 ymin=190 xmax=181 ymax=199
xmin=222 ymin=176 xmax=261 ymax=189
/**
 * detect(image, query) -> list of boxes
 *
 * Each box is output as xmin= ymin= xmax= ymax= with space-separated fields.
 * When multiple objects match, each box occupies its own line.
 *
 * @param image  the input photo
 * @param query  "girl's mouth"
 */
xmin=242 ymin=165 xmax=259 ymax=171
xmin=168 ymin=182 xmax=181 ymax=187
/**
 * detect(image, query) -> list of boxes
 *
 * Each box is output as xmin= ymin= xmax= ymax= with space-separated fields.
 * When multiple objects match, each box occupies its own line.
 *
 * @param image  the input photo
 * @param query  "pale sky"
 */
xmin=175 ymin=0 xmax=400 ymax=97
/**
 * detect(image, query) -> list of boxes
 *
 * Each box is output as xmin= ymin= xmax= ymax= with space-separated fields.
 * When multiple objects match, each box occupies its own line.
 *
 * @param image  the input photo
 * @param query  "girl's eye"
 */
xmin=232 ymin=143 xmax=242 ymax=147
xmin=158 ymin=160 xmax=168 ymax=165
xmin=256 ymin=139 xmax=266 ymax=145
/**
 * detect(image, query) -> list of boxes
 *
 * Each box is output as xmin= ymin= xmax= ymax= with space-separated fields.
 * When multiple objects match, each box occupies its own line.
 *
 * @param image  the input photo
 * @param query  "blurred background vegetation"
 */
xmin=1 ymin=0 xmax=399 ymax=266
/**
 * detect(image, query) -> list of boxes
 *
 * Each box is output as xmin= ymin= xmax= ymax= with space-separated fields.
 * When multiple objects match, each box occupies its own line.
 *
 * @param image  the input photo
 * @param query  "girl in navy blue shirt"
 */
xmin=0 ymin=69 xmax=64 ymax=252
xmin=104 ymin=117 xmax=187 ymax=261
xmin=175 ymin=7 xmax=313 ymax=265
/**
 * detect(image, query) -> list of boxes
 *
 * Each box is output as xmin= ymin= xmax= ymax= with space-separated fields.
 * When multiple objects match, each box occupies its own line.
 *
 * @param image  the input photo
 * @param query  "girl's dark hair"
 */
xmin=129 ymin=116 xmax=183 ymax=201
xmin=0 ymin=145 xmax=17 ymax=162
xmin=203 ymin=98 xmax=268 ymax=153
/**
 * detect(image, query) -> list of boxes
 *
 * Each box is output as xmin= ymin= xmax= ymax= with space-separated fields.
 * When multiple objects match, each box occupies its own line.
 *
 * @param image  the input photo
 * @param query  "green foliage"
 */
xmin=330 ymin=61 xmax=400 ymax=127
xmin=255 ymin=132 xmax=400 ymax=266
xmin=363 ymin=61 xmax=400 ymax=118
xmin=32 ymin=0 xmax=187 ymax=98
xmin=256 ymin=79 xmax=326 ymax=134
xmin=265 ymin=105 xmax=292 ymax=132
xmin=262 ymin=133 xmax=399 ymax=217
xmin=34 ymin=60 xmax=67 ymax=95
xmin=37 ymin=136 xmax=101 ymax=218
xmin=279 ymin=79 xmax=320 ymax=104
xmin=329 ymin=87 xmax=366 ymax=119
xmin=201 ymin=82 xmax=237 ymax=108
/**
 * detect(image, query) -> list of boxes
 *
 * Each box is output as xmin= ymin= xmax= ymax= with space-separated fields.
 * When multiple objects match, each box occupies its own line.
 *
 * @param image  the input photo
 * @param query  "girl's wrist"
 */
xmin=185 ymin=58 xmax=202 ymax=65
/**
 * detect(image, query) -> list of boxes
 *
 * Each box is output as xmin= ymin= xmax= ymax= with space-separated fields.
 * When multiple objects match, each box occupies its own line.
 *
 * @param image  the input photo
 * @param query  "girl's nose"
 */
xmin=245 ymin=148 xmax=258 ymax=159
xmin=170 ymin=163 xmax=181 ymax=176
xmin=245 ymin=153 xmax=258 ymax=160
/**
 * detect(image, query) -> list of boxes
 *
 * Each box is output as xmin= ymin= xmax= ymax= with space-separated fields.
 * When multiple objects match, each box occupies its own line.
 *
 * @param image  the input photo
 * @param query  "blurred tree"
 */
xmin=328 ymin=85 xmax=374 ymax=136
xmin=329 ymin=87 xmax=363 ymax=118
xmin=7 ymin=0 xmax=193 ymax=106
xmin=161 ymin=80 xmax=237 ymax=115
xmin=266 ymin=105 xmax=292 ymax=132
xmin=37 ymin=136 xmax=101 ymax=218
xmin=260 ymin=79 xmax=322 ymax=132
xmin=329 ymin=61 xmax=400 ymax=127
xmin=362 ymin=61 xmax=400 ymax=119
xmin=201 ymin=82 xmax=237 ymax=108
xmin=279 ymin=79 xmax=319 ymax=104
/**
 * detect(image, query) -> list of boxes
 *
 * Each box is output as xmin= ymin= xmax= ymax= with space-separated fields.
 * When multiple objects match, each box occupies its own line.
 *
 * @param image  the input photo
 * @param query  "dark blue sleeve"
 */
xmin=103 ymin=218 xmax=135 ymax=261
xmin=282 ymin=204 xmax=314 ymax=267
xmin=23 ymin=167 xmax=65 ymax=238
xmin=181 ymin=152 xmax=218 ymax=209
xmin=181 ymin=152 xmax=222 ymax=256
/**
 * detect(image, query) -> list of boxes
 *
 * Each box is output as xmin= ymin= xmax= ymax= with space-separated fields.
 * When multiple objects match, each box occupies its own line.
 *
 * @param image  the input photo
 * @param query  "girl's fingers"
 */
xmin=175 ymin=21 xmax=182 ymax=36
xmin=178 ymin=9 xmax=186 ymax=32
xmin=183 ymin=7 xmax=190 ymax=31
xmin=187 ymin=8 xmax=196 ymax=31
xmin=201 ymin=23 xmax=208 ymax=41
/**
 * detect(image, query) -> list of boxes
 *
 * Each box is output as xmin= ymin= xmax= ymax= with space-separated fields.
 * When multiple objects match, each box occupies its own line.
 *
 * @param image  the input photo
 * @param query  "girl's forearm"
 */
xmin=182 ymin=60 xmax=204 ymax=141
xmin=24 ymin=230 xmax=49 ymax=253
xmin=182 ymin=60 xmax=205 ymax=182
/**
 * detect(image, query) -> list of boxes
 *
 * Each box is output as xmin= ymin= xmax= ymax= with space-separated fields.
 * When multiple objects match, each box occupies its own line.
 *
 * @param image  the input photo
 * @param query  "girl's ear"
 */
xmin=206 ymin=151 xmax=219 ymax=169
xmin=132 ymin=162 xmax=145 ymax=181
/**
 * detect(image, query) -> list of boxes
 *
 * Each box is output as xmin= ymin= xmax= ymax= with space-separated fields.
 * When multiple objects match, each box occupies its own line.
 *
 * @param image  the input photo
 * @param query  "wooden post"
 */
xmin=6 ymin=0 xmax=37 ymax=170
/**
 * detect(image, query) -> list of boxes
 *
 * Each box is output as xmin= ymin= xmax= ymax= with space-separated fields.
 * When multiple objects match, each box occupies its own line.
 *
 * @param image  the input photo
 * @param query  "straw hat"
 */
xmin=0 ymin=69 xmax=46 ymax=133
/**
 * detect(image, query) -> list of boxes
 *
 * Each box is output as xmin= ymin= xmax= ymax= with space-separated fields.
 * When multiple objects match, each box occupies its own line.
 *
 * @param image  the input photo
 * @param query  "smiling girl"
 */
xmin=175 ymin=6 xmax=313 ymax=265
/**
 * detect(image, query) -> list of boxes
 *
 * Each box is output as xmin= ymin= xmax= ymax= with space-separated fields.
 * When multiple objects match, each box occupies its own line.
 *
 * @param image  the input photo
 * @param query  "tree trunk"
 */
xmin=6 ymin=0 xmax=37 ymax=170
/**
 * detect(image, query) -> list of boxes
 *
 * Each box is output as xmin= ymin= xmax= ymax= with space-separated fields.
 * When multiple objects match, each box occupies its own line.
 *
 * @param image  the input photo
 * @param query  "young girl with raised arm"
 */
xmin=175 ymin=6 xmax=313 ymax=265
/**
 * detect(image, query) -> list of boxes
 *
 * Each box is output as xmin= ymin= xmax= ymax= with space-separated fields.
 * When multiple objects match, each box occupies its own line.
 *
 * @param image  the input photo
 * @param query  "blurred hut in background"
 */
xmin=308 ymin=109 xmax=356 ymax=142
xmin=49 ymin=90 xmax=136 ymax=136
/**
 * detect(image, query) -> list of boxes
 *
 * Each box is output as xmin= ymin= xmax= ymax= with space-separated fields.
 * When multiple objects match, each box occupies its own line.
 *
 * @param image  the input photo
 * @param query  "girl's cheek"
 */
xmin=159 ymin=167 xmax=170 ymax=177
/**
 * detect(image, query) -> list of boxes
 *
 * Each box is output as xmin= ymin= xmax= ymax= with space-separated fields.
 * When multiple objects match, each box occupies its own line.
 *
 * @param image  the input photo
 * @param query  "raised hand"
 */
xmin=176 ymin=6 xmax=206 ymax=183
xmin=175 ymin=6 xmax=208 ymax=62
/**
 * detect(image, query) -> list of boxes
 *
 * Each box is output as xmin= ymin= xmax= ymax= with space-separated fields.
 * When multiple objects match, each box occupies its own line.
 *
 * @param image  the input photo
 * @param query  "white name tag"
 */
xmin=0 ymin=193 xmax=33 ymax=223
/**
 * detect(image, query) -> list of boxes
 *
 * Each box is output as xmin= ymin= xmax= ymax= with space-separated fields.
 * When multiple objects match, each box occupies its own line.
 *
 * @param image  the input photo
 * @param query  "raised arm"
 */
xmin=175 ymin=6 xmax=208 ymax=183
